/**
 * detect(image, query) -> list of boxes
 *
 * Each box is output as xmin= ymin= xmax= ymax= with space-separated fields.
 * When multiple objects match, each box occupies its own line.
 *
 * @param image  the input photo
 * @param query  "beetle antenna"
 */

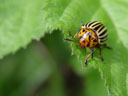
xmin=80 ymin=21 xmax=84 ymax=26
xmin=64 ymin=38 xmax=74 ymax=42
xmin=68 ymin=32 xmax=74 ymax=38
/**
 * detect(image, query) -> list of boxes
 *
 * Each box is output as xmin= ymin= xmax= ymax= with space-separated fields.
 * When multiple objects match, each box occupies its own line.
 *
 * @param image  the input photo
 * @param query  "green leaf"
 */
xmin=0 ymin=41 xmax=55 ymax=96
xmin=85 ymin=69 xmax=108 ymax=96
xmin=42 ymin=0 xmax=128 ymax=96
xmin=39 ymin=69 xmax=66 ymax=96
xmin=0 ymin=0 xmax=45 ymax=57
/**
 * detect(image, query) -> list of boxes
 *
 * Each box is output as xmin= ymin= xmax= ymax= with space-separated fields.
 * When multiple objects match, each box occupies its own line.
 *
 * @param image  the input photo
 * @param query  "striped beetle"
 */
xmin=64 ymin=21 xmax=111 ymax=66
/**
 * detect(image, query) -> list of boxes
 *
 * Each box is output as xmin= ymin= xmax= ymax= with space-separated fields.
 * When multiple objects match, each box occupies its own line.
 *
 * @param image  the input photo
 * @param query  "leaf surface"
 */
xmin=0 ymin=0 xmax=45 ymax=57
xmin=42 ymin=0 xmax=128 ymax=95
xmin=0 ymin=41 xmax=55 ymax=96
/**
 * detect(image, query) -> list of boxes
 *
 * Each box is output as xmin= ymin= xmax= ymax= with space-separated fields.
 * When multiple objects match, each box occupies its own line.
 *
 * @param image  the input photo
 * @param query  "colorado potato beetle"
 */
xmin=64 ymin=21 xmax=111 ymax=66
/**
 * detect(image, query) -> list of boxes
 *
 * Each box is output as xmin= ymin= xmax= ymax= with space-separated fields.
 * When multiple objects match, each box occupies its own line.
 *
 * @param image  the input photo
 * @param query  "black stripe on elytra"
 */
xmin=98 ymin=26 xmax=105 ymax=33
xmin=100 ymin=37 xmax=108 ymax=42
xmin=100 ymin=39 xmax=107 ymax=43
xmin=87 ymin=21 xmax=97 ymax=27
xmin=85 ymin=22 xmax=89 ymax=27
xmin=94 ymin=24 xmax=102 ymax=31
xmin=91 ymin=22 xmax=100 ymax=27
xmin=99 ymin=29 xmax=107 ymax=37
xmin=99 ymin=34 xmax=108 ymax=39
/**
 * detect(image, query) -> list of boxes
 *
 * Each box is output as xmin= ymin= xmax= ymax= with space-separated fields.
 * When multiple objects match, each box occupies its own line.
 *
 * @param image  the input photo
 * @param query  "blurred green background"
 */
xmin=0 ymin=31 xmax=108 ymax=96
xmin=0 ymin=0 xmax=128 ymax=96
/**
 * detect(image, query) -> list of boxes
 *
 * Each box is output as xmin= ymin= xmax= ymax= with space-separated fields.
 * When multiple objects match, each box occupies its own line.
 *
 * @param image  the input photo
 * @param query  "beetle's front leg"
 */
xmin=68 ymin=30 xmax=80 ymax=39
xmin=64 ymin=31 xmax=79 ymax=42
xmin=68 ymin=32 xmax=74 ymax=38
xmin=85 ymin=48 xmax=94 ymax=66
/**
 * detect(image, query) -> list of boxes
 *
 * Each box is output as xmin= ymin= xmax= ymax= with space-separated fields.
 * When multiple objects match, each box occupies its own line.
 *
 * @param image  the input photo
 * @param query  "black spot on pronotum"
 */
xmin=82 ymin=40 xmax=85 ymax=43
xmin=93 ymin=39 xmax=96 ymax=42
xmin=83 ymin=29 xmax=85 ymax=32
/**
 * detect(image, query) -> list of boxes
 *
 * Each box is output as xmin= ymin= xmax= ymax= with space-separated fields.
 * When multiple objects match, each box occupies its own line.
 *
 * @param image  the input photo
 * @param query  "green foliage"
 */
xmin=42 ymin=0 xmax=128 ymax=96
xmin=0 ymin=0 xmax=45 ymax=57
xmin=0 ymin=42 xmax=55 ymax=96
xmin=1 ymin=0 xmax=128 ymax=96
xmin=86 ymin=69 xmax=108 ymax=96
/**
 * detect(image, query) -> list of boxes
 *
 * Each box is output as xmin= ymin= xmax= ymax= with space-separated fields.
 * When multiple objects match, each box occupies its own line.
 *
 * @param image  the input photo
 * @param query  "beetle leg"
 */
xmin=68 ymin=32 xmax=74 ymax=38
xmin=73 ymin=31 xmax=79 ymax=39
xmin=80 ymin=21 xmax=84 ymax=26
xmin=64 ymin=31 xmax=79 ymax=41
xmin=99 ymin=47 xmax=104 ymax=62
xmin=91 ymin=52 xmax=93 ymax=59
xmin=103 ymin=44 xmax=112 ymax=49
xmin=64 ymin=38 xmax=74 ymax=42
xmin=85 ymin=48 xmax=94 ymax=66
